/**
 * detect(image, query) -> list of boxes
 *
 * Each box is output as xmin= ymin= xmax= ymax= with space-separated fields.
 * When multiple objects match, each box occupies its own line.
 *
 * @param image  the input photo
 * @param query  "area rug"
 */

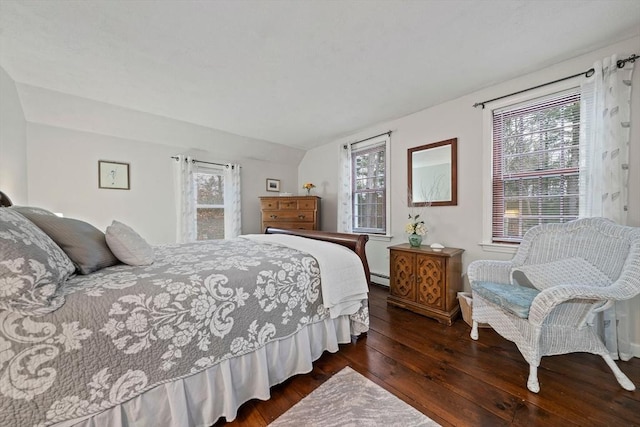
xmin=269 ymin=367 xmax=440 ymax=426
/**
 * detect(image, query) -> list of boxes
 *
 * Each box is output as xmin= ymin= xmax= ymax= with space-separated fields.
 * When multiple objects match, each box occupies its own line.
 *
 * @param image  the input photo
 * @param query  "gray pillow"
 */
xmin=19 ymin=212 xmax=120 ymax=274
xmin=105 ymin=220 xmax=155 ymax=266
xmin=0 ymin=208 xmax=75 ymax=315
xmin=9 ymin=205 xmax=58 ymax=217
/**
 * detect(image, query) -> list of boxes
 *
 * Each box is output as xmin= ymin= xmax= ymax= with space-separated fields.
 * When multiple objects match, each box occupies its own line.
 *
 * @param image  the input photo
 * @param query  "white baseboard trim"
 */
xmin=629 ymin=342 xmax=640 ymax=359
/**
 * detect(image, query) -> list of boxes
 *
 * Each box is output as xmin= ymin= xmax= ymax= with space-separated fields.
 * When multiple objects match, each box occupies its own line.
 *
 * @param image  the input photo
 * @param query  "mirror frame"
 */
xmin=407 ymin=137 xmax=458 ymax=207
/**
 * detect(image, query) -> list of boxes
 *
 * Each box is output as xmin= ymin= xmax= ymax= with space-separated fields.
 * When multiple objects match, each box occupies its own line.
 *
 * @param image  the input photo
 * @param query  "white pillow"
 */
xmin=511 ymin=257 xmax=611 ymax=290
xmin=105 ymin=220 xmax=154 ymax=266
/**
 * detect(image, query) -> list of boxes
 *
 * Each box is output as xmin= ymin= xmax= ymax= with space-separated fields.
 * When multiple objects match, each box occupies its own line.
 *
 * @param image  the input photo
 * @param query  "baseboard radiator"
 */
xmin=370 ymin=271 xmax=389 ymax=287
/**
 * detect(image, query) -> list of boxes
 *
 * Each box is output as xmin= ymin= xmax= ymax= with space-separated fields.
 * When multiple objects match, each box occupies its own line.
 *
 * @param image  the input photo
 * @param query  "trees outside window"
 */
xmin=352 ymin=144 xmax=387 ymax=234
xmin=491 ymin=89 xmax=580 ymax=243
xmin=195 ymin=170 xmax=225 ymax=240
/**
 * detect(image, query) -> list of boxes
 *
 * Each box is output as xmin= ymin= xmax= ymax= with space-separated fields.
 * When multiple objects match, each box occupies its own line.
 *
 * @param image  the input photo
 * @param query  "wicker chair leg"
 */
xmin=527 ymin=365 xmax=540 ymax=393
xmin=470 ymin=320 xmax=479 ymax=340
xmin=602 ymin=354 xmax=636 ymax=391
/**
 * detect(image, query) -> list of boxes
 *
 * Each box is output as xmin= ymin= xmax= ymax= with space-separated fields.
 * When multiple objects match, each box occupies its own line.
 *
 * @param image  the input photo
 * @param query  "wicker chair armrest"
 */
xmin=528 ymin=284 xmax=618 ymax=325
xmin=467 ymin=260 xmax=514 ymax=284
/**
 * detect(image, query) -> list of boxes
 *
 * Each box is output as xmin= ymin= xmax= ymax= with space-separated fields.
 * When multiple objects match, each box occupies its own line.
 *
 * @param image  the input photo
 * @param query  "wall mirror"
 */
xmin=408 ymin=137 xmax=457 ymax=206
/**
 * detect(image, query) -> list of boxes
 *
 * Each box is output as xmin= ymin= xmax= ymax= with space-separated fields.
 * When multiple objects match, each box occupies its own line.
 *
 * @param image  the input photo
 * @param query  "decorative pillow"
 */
xmin=0 ymin=208 xmax=75 ymax=315
xmin=17 ymin=212 xmax=119 ymax=275
xmin=9 ymin=205 xmax=57 ymax=217
xmin=105 ymin=220 xmax=155 ymax=266
xmin=511 ymin=257 xmax=612 ymax=291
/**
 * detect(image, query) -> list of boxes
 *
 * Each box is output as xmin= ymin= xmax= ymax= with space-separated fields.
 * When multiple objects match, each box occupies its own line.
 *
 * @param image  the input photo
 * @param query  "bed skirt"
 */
xmin=55 ymin=314 xmax=358 ymax=427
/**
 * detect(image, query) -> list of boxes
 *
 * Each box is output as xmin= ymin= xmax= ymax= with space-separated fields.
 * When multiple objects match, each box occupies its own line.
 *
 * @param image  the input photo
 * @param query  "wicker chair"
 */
xmin=468 ymin=218 xmax=640 ymax=393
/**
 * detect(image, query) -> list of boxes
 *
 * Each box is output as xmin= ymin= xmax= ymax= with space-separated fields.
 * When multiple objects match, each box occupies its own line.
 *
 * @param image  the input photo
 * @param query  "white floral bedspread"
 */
xmin=0 ymin=238 xmax=369 ymax=427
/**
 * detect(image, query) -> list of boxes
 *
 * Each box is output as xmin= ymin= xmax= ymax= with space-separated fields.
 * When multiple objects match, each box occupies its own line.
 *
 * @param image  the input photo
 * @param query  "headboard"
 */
xmin=0 ymin=191 xmax=13 ymax=207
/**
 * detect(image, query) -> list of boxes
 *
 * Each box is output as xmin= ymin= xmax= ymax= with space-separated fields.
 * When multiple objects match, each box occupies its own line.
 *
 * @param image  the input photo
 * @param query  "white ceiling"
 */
xmin=1 ymin=1 xmax=639 ymax=150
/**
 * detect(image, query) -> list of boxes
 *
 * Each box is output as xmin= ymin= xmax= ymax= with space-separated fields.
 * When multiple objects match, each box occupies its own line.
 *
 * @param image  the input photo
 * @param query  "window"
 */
xmin=490 ymin=89 xmax=581 ymax=243
xmin=195 ymin=166 xmax=225 ymax=240
xmin=351 ymin=135 xmax=389 ymax=234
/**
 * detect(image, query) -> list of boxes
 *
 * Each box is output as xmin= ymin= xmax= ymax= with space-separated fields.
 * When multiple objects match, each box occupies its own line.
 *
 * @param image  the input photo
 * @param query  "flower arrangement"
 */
xmin=302 ymin=182 xmax=316 ymax=194
xmin=405 ymin=213 xmax=427 ymax=235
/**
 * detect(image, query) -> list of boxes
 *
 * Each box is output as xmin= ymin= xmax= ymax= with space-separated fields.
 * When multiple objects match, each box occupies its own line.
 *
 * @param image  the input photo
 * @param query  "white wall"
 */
xmin=8 ymin=84 xmax=304 ymax=244
xmin=0 ymin=67 xmax=28 ymax=203
xmin=25 ymin=122 xmax=301 ymax=244
xmin=299 ymin=36 xmax=640 ymax=353
xmin=300 ymin=36 xmax=640 ymax=275
xmin=298 ymin=141 xmax=341 ymax=230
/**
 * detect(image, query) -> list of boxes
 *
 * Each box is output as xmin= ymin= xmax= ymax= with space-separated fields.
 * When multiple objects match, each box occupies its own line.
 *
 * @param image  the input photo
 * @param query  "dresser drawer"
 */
xmin=263 ymin=221 xmax=315 ymax=230
xmin=277 ymin=200 xmax=298 ymax=210
xmin=262 ymin=210 xmax=315 ymax=222
xmin=260 ymin=197 xmax=318 ymax=211
xmin=260 ymin=199 xmax=279 ymax=210
xmin=297 ymin=199 xmax=317 ymax=210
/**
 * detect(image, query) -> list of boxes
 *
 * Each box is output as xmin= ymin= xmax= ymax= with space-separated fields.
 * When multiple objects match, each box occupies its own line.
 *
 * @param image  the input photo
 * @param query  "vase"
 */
xmin=408 ymin=233 xmax=422 ymax=247
xmin=306 ymin=189 xmax=311 ymax=195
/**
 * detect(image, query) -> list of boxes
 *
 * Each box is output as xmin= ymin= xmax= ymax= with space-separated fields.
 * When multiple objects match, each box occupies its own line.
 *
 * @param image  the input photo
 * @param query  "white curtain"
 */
xmin=337 ymin=144 xmax=352 ymax=233
xmin=224 ymin=164 xmax=242 ymax=238
xmin=580 ymin=54 xmax=635 ymax=360
xmin=172 ymin=155 xmax=196 ymax=243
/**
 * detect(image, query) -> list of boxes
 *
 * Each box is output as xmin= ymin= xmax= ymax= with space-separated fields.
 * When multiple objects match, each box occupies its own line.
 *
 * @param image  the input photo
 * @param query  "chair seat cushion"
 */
xmin=472 ymin=282 xmax=540 ymax=318
xmin=511 ymin=257 xmax=612 ymax=290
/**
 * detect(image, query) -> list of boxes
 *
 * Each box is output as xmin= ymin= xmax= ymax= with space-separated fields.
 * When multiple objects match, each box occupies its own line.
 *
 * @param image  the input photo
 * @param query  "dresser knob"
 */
xmin=298 ymin=215 xmax=305 ymax=219
xmin=270 ymin=215 xmax=278 ymax=219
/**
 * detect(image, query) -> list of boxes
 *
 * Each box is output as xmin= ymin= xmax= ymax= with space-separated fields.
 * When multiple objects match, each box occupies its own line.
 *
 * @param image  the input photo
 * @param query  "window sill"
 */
xmin=479 ymin=242 xmax=518 ymax=255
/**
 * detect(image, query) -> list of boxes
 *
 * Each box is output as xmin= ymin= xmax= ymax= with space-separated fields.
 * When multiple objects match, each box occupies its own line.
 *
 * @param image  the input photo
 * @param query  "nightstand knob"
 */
xmin=270 ymin=215 xmax=278 ymax=219
xmin=298 ymin=215 xmax=305 ymax=219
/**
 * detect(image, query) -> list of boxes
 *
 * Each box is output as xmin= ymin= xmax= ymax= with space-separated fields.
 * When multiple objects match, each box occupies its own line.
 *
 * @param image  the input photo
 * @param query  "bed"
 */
xmin=0 ymin=199 xmax=370 ymax=427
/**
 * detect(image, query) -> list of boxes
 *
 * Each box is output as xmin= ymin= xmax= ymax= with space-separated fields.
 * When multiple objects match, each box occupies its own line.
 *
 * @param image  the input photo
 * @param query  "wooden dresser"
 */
xmin=260 ymin=196 xmax=320 ymax=231
xmin=388 ymin=244 xmax=464 ymax=325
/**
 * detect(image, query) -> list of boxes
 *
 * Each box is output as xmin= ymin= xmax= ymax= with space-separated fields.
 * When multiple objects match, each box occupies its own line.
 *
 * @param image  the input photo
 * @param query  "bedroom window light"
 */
xmin=195 ymin=165 xmax=225 ymax=240
xmin=482 ymin=85 xmax=581 ymax=248
xmin=351 ymin=135 xmax=390 ymax=235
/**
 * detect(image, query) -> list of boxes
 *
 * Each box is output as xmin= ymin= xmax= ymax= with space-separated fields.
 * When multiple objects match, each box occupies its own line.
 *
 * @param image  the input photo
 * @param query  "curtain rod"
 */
xmin=170 ymin=156 xmax=237 ymax=168
xmin=343 ymin=130 xmax=392 ymax=149
xmin=473 ymin=53 xmax=638 ymax=109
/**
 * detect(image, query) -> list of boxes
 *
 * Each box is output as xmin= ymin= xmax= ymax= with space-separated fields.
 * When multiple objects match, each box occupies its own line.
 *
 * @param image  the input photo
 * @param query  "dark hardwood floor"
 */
xmin=216 ymin=284 xmax=640 ymax=426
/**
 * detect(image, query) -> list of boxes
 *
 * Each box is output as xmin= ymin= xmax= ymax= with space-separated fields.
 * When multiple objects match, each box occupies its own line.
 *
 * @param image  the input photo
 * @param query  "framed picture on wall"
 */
xmin=266 ymin=178 xmax=280 ymax=192
xmin=99 ymin=160 xmax=130 ymax=190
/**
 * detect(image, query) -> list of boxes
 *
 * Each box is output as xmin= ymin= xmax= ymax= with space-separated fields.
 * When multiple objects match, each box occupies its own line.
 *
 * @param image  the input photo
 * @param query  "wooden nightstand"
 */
xmin=388 ymin=244 xmax=464 ymax=325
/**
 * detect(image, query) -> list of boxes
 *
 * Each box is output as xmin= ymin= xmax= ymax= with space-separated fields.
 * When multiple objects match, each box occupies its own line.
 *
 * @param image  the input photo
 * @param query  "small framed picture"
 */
xmin=266 ymin=178 xmax=280 ymax=192
xmin=99 ymin=160 xmax=130 ymax=190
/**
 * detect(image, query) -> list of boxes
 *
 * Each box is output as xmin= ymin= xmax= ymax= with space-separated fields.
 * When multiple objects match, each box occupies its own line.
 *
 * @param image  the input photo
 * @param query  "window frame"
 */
xmin=350 ymin=134 xmax=391 ymax=236
xmin=194 ymin=164 xmax=226 ymax=240
xmin=481 ymin=79 xmax=580 ymax=253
